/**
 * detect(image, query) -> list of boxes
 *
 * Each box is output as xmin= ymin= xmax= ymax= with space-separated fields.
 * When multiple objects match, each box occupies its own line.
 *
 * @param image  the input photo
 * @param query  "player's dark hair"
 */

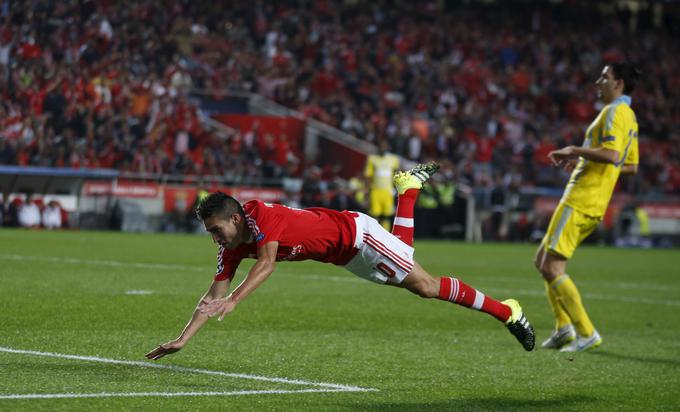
xmin=195 ymin=192 xmax=244 ymax=221
xmin=608 ymin=62 xmax=641 ymax=95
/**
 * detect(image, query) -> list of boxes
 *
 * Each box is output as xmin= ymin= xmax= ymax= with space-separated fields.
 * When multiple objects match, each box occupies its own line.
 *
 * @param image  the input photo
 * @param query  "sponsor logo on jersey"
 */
xmin=281 ymin=244 xmax=304 ymax=261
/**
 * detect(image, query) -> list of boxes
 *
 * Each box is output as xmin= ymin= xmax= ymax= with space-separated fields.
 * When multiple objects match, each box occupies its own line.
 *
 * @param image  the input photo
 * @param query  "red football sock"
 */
xmin=438 ymin=276 xmax=511 ymax=322
xmin=392 ymin=189 xmax=418 ymax=246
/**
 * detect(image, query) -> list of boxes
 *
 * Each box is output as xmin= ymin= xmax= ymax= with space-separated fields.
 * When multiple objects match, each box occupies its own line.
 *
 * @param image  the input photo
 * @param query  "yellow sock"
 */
xmin=544 ymin=280 xmax=571 ymax=330
xmin=550 ymin=274 xmax=595 ymax=337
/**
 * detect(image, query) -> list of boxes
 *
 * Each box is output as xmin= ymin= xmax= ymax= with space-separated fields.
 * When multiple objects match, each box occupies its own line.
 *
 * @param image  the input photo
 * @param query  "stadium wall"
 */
xmin=3 ymin=167 xmax=680 ymax=246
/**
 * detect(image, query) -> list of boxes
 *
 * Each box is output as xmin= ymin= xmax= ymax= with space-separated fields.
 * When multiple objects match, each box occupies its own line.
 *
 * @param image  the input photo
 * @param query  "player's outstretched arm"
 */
xmin=549 ymin=146 xmax=618 ymax=167
xmin=145 ymin=279 xmax=230 ymax=360
xmin=200 ymin=241 xmax=278 ymax=321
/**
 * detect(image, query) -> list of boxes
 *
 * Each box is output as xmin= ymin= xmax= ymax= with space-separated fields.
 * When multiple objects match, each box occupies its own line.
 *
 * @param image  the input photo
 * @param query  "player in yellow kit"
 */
xmin=535 ymin=62 xmax=641 ymax=352
xmin=365 ymin=140 xmax=400 ymax=229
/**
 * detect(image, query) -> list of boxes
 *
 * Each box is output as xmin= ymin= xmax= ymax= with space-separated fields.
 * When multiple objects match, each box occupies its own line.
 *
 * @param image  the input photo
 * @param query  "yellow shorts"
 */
xmin=369 ymin=188 xmax=395 ymax=217
xmin=542 ymin=203 xmax=601 ymax=259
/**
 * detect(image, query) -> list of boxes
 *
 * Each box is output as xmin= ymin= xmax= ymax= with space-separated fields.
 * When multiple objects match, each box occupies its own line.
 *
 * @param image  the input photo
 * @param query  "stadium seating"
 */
xmin=0 ymin=0 xmax=678 ymax=197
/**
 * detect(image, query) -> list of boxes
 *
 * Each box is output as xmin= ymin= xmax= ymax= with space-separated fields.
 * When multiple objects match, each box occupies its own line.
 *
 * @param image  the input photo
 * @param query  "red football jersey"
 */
xmin=214 ymin=200 xmax=358 ymax=281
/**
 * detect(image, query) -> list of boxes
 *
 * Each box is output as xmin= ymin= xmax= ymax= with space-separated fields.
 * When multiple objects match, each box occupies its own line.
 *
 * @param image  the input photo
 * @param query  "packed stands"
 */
xmin=1 ymin=0 xmax=679 ymax=196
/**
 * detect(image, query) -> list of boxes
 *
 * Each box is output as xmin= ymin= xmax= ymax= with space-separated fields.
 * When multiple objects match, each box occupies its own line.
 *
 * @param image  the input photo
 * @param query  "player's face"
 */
xmin=595 ymin=66 xmax=621 ymax=104
xmin=204 ymin=214 xmax=242 ymax=250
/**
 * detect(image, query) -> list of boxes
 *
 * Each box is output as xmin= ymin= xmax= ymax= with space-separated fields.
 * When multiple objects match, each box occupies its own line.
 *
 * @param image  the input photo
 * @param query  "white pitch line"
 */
xmin=0 ymin=389 xmax=357 ymax=400
xmin=0 ymin=347 xmax=376 ymax=393
xmin=124 ymin=290 xmax=154 ymax=295
xmin=2 ymin=254 xmax=678 ymax=306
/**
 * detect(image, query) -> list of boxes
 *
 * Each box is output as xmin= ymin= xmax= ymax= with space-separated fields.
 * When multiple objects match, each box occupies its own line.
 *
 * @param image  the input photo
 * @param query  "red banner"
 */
xmin=641 ymin=202 xmax=680 ymax=219
xmin=533 ymin=197 xmax=561 ymax=216
xmin=82 ymin=181 xmax=160 ymax=198
xmin=317 ymin=136 xmax=367 ymax=179
xmin=213 ymin=114 xmax=305 ymax=141
xmin=213 ymin=114 xmax=305 ymax=158
xmin=164 ymin=186 xmax=284 ymax=212
xmin=83 ymin=181 xmax=285 ymax=212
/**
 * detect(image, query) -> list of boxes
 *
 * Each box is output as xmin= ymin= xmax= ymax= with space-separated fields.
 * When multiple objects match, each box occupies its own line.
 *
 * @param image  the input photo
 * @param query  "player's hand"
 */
xmin=548 ymin=146 xmax=577 ymax=168
xmin=145 ymin=340 xmax=184 ymax=360
xmin=199 ymin=297 xmax=237 ymax=321
xmin=564 ymin=158 xmax=579 ymax=172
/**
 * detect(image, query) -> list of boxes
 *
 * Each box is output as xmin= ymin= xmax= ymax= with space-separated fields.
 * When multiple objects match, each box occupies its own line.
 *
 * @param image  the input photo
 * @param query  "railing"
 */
xmin=117 ymin=171 xmax=291 ymax=188
xmin=191 ymin=89 xmax=377 ymax=160
xmin=197 ymin=110 xmax=238 ymax=139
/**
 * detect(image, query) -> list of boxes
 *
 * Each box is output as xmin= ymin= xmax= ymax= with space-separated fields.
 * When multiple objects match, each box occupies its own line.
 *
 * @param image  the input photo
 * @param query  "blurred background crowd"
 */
xmin=1 ymin=0 xmax=679 ymax=202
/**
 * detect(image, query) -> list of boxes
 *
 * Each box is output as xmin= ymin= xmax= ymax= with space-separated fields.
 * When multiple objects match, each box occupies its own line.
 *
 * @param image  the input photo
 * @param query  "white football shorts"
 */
xmin=344 ymin=212 xmax=415 ymax=284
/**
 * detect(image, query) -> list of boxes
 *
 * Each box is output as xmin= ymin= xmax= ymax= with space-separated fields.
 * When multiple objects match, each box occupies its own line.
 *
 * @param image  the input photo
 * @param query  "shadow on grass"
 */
xmin=589 ymin=350 xmax=680 ymax=367
xmin=340 ymin=394 xmax=596 ymax=411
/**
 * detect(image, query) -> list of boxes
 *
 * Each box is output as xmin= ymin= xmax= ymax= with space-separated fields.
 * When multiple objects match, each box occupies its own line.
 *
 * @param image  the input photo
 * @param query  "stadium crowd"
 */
xmin=0 ymin=0 xmax=300 ymax=182
xmin=1 ymin=1 xmax=679 ymax=196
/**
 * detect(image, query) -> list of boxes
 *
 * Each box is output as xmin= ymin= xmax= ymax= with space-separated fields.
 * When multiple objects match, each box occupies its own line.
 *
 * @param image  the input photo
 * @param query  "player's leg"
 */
xmin=387 ymin=261 xmax=535 ymax=351
xmin=389 ymin=261 xmax=512 ymax=322
xmin=534 ymin=243 xmax=575 ymax=349
xmin=539 ymin=251 xmax=601 ymax=352
xmin=369 ymin=189 xmax=385 ymax=229
xmin=539 ymin=204 xmax=601 ymax=351
xmin=392 ymin=162 xmax=440 ymax=246
xmin=383 ymin=188 xmax=395 ymax=231
xmin=345 ymin=211 xmax=533 ymax=350
xmin=372 ymin=189 xmax=391 ymax=230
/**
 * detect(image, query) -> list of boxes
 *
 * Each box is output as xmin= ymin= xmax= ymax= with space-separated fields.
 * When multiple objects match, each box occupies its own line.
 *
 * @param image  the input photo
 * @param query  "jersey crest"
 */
xmin=245 ymin=214 xmax=264 ymax=242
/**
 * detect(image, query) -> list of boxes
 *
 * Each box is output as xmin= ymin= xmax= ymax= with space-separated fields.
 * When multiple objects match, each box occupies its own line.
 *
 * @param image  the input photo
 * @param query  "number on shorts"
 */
xmin=376 ymin=262 xmax=396 ymax=278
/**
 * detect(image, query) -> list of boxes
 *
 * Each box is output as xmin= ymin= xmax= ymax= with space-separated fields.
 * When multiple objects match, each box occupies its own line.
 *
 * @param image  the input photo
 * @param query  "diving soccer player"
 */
xmin=146 ymin=163 xmax=535 ymax=361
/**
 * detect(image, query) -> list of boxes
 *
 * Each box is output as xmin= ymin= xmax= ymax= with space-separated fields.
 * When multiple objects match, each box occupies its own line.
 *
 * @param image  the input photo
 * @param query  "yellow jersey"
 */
xmin=365 ymin=153 xmax=400 ymax=191
xmin=561 ymin=95 xmax=639 ymax=217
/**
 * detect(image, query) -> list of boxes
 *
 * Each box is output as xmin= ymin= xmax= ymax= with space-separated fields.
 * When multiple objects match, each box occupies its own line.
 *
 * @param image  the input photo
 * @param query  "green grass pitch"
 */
xmin=1 ymin=228 xmax=678 ymax=411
